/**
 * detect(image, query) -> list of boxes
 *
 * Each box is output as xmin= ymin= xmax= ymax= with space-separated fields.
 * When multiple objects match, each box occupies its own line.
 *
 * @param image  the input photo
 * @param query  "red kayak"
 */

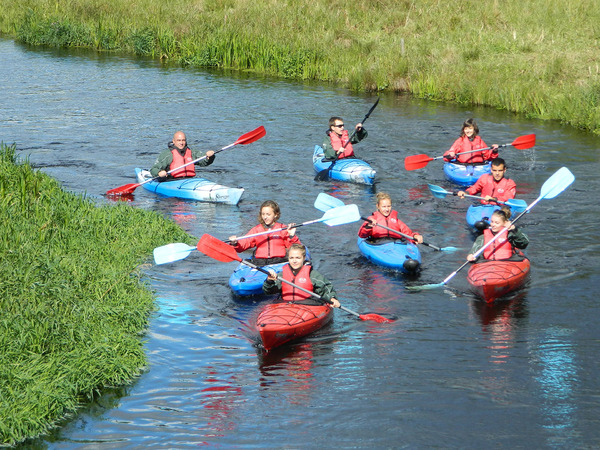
xmin=467 ymin=255 xmax=530 ymax=303
xmin=255 ymin=302 xmax=333 ymax=351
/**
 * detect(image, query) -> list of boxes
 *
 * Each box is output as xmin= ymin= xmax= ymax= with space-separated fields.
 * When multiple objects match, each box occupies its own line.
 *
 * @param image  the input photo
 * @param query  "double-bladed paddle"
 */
xmin=314 ymin=97 xmax=379 ymax=181
xmin=403 ymin=134 xmax=536 ymax=171
xmin=427 ymin=184 xmax=528 ymax=212
xmin=197 ymin=233 xmax=393 ymax=323
xmin=408 ymin=167 xmax=575 ymax=291
xmin=313 ymin=193 xmax=458 ymax=252
xmin=152 ymin=201 xmax=361 ymax=265
xmin=107 ymin=126 xmax=266 ymax=196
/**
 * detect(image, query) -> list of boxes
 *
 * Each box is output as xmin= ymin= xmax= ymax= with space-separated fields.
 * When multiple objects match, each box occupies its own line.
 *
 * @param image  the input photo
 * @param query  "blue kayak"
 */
xmin=228 ymin=261 xmax=287 ymax=296
xmin=466 ymin=202 xmax=526 ymax=230
xmin=443 ymin=162 xmax=491 ymax=186
xmin=313 ymin=145 xmax=376 ymax=185
xmin=229 ymin=249 xmax=312 ymax=296
xmin=357 ymin=237 xmax=421 ymax=274
xmin=466 ymin=204 xmax=501 ymax=230
xmin=134 ymin=168 xmax=244 ymax=205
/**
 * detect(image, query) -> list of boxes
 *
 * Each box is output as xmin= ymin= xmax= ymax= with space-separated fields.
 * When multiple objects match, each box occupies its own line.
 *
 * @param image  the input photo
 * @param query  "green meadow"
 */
xmin=1 ymin=0 xmax=600 ymax=132
xmin=0 ymin=144 xmax=191 ymax=446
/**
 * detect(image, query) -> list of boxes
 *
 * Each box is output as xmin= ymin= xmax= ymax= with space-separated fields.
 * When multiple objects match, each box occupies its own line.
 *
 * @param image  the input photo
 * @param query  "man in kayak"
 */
xmin=457 ymin=157 xmax=516 ymax=204
xmin=443 ymin=118 xmax=499 ymax=163
xmin=263 ymin=244 xmax=341 ymax=308
xmin=467 ymin=208 xmax=529 ymax=261
xmin=322 ymin=116 xmax=368 ymax=160
xmin=150 ymin=131 xmax=215 ymax=179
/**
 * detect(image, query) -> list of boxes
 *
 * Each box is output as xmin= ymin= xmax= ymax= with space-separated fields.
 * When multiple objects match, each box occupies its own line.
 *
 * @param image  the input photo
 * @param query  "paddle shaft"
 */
xmin=360 ymin=216 xmax=443 ymax=251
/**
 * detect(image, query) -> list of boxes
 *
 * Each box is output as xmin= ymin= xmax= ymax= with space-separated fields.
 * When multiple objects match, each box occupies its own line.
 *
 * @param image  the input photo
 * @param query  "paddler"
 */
xmin=150 ymin=131 xmax=215 ymax=179
xmin=229 ymin=200 xmax=301 ymax=266
xmin=322 ymin=116 xmax=368 ymax=160
xmin=358 ymin=192 xmax=424 ymax=244
xmin=263 ymin=244 xmax=341 ymax=308
xmin=443 ymin=118 xmax=499 ymax=163
xmin=457 ymin=157 xmax=516 ymax=205
xmin=467 ymin=208 xmax=529 ymax=262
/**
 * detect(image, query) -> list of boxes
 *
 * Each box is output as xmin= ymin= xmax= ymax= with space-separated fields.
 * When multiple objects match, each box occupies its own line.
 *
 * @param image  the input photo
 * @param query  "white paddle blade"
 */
xmin=322 ymin=204 xmax=362 ymax=226
xmin=314 ymin=193 xmax=345 ymax=212
xmin=540 ymin=167 xmax=575 ymax=199
xmin=153 ymin=243 xmax=196 ymax=265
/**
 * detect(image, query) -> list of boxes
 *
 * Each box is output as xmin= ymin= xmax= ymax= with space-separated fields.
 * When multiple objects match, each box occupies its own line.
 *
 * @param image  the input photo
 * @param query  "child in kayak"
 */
xmin=443 ymin=118 xmax=499 ymax=164
xmin=322 ymin=116 xmax=368 ymax=160
xmin=263 ymin=244 xmax=340 ymax=308
xmin=229 ymin=200 xmax=300 ymax=265
xmin=457 ymin=157 xmax=516 ymax=204
xmin=467 ymin=208 xmax=529 ymax=261
xmin=358 ymin=192 xmax=424 ymax=244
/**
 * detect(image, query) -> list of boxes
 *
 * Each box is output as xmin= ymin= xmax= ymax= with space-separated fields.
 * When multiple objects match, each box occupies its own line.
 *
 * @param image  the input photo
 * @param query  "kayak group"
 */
xmin=109 ymin=109 xmax=575 ymax=352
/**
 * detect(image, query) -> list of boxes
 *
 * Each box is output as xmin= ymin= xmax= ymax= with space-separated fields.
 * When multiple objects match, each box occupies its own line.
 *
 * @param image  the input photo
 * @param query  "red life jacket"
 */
xmin=235 ymin=223 xmax=296 ymax=259
xmin=360 ymin=210 xmax=414 ymax=240
xmin=467 ymin=174 xmax=516 ymax=204
xmin=329 ymin=130 xmax=354 ymax=159
xmin=169 ymin=148 xmax=196 ymax=178
xmin=449 ymin=136 xmax=490 ymax=163
xmin=482 ymin=228 xmax=514 ymax=260
xmin=281 ymin=264 xmax=314 ymax=302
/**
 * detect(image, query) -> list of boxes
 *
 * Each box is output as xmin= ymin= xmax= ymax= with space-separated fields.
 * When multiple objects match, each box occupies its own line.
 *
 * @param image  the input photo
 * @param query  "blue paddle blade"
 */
xmin=153 ymin=243 xmax=196 ymax=265
xmin=314 ymin=192 xmax=345 ymax=212
xmin=321 ymin=204 xmax=361 ymax=226
xmin=440 ymin=246 xmax=461 ymax=252
xmin=540 ymin=167 xmax=575 ymax=199
xmin=428 ymin=184 xmax=451 ymax=199
xmin=406 ymin=282 xmax=445 ymax=291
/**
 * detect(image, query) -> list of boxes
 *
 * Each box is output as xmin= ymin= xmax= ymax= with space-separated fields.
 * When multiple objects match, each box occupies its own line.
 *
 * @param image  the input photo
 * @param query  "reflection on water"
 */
xmin=533 ymin=328 xmax=579 ymax=447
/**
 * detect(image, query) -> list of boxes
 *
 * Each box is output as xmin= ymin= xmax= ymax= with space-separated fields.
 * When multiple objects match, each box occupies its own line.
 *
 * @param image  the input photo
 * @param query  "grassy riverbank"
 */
xmin=1 ymin=0 xmax=600 ymax=132
xmin=0 ymin=144 xmax=190 ymax=446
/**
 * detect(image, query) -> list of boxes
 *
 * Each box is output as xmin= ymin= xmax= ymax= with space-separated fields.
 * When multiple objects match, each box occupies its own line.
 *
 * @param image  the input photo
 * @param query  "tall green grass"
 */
xmin=1 ymin=0 xmax=599 ymax=132
xmin=0 ymin=143 xmax=191 ymax=446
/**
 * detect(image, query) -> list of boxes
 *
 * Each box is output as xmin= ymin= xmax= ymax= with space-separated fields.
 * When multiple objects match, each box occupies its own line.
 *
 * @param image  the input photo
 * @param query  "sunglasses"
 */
xmin=333 ymin=123 xmax=344 ymax=128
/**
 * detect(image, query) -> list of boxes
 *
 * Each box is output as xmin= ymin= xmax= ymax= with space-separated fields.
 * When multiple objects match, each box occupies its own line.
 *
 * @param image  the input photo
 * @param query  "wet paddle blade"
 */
xmin=321 ymin=204 xmax=361 ymax=226
xmin=511 ymin=134 xmax=536 ymax=150
xmin=404 ymin=154 xmax=434 ymax=171
xmin=106 ymin=182 xmax=141 ymax=196
xmin=359 ymin=313 xmax=394 ymax=323
xmin=235 ymin=126 xmax=266 ymax=145
xmin=406 ymin=282 xmax=446 ymax=291
xmin=197 ymin=234 xmax=242 ymax=263
xmin=314 ymin=193 xmax=345 ymax=212
xmin=440 ymin=246 xmax=461 ymax=252
xmin=153 ymin=243 xmax=196 ymax=265
xmin=428 ymin=183 xmax=451 ymax=199
xmin=540 ymin=167 xmax=575 ymax=199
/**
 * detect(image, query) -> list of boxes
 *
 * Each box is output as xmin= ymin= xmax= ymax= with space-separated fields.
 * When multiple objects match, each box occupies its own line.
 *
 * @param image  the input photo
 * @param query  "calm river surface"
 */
xmin=1 ymin=38 xmax=599 ymax=448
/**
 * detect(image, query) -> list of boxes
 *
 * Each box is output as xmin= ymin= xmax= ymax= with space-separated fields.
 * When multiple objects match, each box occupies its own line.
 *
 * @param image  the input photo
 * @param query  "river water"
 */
xmin=1 ymin=38 xmax=599 ymax=448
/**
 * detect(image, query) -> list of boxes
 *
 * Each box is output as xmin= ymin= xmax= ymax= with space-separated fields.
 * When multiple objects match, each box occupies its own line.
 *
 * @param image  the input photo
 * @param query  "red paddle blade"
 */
xmin=359 ymin=313 xmax=394 ymax=323
xmin=404 ymin=154 xmax=434 ymax=171
xmin=511 ymin=134 xmax=536 ymax=150
xmin=234 ymin=126 xmax=266 ymax=145
xmin=196 ymin=234 xmax=242 ymax=263
xmin=106 ymin=183 xmax=141 ymax=196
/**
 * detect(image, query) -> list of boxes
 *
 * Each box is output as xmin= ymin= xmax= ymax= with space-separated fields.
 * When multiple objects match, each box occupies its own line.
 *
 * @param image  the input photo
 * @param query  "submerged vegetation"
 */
xmin=0 ymin=144 xmax=190 ymax=446
xmin=1 ymin=0 xmax=600 ymax=132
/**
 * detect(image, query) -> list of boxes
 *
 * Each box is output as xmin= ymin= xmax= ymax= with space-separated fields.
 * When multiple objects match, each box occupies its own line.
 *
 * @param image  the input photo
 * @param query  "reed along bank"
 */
xmin=0 ymin=144 xmax=191 ymax=446
xmin=1 ymin=0 xmax=600 ymax=133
